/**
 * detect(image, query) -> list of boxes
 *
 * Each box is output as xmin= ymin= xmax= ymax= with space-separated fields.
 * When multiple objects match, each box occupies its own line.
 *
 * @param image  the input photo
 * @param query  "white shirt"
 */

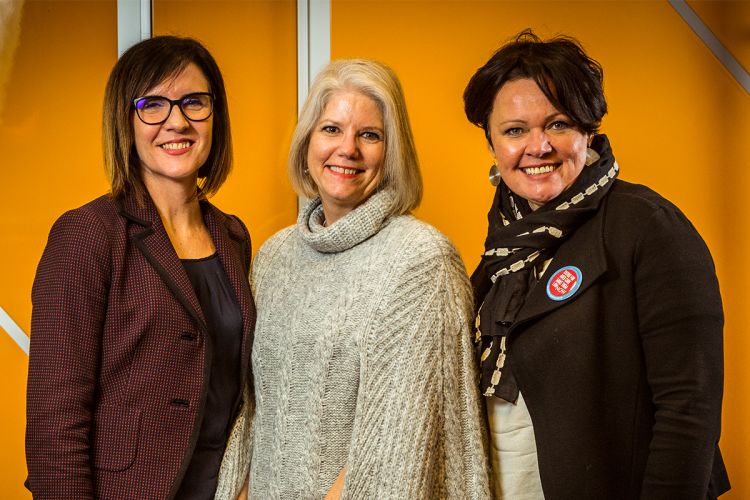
xmin=487 ymin=391 xmax=545 ymax=499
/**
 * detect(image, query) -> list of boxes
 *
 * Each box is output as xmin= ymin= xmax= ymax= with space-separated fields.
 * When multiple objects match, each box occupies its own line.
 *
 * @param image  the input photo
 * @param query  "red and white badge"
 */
xmin=546 ymin=266 xmax=582 ymax=301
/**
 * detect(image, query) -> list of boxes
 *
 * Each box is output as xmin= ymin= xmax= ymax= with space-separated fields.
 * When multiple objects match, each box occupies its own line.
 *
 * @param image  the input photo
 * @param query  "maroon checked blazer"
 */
xmin=26 ymin=192 xmax=256 ymax=499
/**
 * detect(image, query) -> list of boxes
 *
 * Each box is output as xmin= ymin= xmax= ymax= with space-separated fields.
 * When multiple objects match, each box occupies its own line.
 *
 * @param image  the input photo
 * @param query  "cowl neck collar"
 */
xmin=296 ymin=189 xmax=395 ymax=254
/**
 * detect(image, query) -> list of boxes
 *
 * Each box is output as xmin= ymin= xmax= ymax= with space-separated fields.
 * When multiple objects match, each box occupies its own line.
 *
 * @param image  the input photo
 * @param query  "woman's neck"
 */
xmin=145 ymin=176 xmax=200 ymax=223
xmin=143 ymin=174 xmax=214 ymax=259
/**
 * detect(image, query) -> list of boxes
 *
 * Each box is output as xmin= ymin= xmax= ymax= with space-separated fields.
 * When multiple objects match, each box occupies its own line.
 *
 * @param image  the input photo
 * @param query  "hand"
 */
xmin=324 ymin=467 xmax=346 ymax=500
xmin=236 ymin=478 xmax=248 ymax=500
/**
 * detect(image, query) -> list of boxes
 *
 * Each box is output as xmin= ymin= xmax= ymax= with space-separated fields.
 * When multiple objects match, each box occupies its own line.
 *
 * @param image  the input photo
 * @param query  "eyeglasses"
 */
xmin=132 ymin=92 xmax=214 ymax=125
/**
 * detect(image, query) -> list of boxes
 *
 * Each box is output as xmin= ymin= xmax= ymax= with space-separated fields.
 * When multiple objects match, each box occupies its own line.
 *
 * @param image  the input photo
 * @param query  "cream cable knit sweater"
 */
xmin=215 ymin=190 xmax=491 ymax=499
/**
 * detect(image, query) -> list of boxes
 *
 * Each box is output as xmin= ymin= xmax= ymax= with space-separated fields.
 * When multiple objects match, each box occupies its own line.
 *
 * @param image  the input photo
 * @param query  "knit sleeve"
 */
xmin=214 ymin=384 xmax=254 ymax=500
xmin=342 ymin=226 xmax=492 ymax=499
xmin=634 ymin=206 xmax=725 ymax=499
xmin=215 ymin=229 xmax=292 ymax=500
xmin=249 ymin=226 xmax=295 ymax=295
xmin=26 ymin=207 xmax=111 ymax=499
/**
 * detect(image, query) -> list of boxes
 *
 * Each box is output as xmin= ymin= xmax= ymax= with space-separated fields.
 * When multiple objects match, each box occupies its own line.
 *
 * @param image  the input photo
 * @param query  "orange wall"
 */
xmin=0 ymin=2 xmax=116 ymax=497
xmin=331 ymin=0 xmax=749 ymax=496
xmin=2 ymin=0 xmax=747 ymax=497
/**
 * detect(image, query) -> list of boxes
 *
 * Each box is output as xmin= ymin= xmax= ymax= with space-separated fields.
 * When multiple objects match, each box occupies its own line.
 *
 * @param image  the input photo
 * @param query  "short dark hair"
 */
xmin=463 ymin=29 xmax=607 ymax=141
xmin=103 ymin=36 xmax=232 ymax=201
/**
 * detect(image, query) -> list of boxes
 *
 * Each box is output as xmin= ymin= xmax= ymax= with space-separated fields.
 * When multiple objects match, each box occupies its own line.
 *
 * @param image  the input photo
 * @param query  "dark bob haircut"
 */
xmin=463 ymin=29 xmax=607 ymax=142
xmin=103 ymin=36 xmax=232 ymax=202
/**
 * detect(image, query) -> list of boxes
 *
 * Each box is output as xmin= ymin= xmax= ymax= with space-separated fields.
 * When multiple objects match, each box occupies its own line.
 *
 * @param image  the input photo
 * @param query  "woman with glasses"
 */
xmin=26 ymin=36 xmax=255 ymax=499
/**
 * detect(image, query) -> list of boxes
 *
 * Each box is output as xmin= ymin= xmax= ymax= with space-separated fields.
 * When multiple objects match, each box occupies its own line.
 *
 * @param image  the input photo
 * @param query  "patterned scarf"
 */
xmin=472 ymin=134 xmax=619 ymax=402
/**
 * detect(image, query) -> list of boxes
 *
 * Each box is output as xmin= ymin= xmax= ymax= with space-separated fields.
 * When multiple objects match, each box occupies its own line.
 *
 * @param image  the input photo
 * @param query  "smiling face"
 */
xmin=306 ymin=90 xmax=385 ymax=224
xmin=487 ymin=78 xmax=590 ymax=210
xmin=133 ymin=62 xmax=213 ymax=193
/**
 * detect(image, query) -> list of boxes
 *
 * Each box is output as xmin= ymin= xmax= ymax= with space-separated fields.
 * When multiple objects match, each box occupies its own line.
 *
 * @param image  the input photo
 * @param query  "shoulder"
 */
xmin=604 ymin=180 xmax=698 ymax=235
xmin=202 ymin=201 xmax=253 ymax=264
xmin=605 ymin=180 xmax=687 ymax=221
xmin=204 ymin=202 xmax=251 ymax=239
xmin=203 ymin=202 xmax=253 ymax=275
xmin=251 ymin=225 xmax=297 ymax=277
xmin=378 ymin=216 xmax=470 ymax=296
xmin=382 ymin=215 xmax=463 ymax=265
xmin=48 ymin=194 xmax=118 ymax=245
xmin=257 ymin=225 xmax=297 ymax=255
xmin=603 ymin=180 xmax=711 ymax=258
xmin=59 ymin=194 xmax=118 ymax=224
xmin=362 ymin=217 xmax=473 ymax=347
xmin=36 ymin=195 xmax=116 ymax=286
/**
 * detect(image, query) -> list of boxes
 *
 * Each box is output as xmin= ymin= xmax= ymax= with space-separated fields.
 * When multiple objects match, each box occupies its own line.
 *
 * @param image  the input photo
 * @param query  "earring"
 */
xmin=585 ymin=148 xmax=600 ymax=166
xmin=489 ymin=163 xmax=501 ymax=187
xmin=304 ymin=167 xmax=309 ymax=175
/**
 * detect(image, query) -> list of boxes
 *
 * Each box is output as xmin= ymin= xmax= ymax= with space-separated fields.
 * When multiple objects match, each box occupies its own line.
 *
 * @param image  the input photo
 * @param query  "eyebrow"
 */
xmin=317 ymin=119 xmax=384 ymax=132
xmin=496 ymin=112 xmax=568 ymax=126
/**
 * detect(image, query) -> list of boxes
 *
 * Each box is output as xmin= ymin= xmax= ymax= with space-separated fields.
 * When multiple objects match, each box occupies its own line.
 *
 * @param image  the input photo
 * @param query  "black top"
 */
xmin=176 ymin=253 xmax=243 ymax=499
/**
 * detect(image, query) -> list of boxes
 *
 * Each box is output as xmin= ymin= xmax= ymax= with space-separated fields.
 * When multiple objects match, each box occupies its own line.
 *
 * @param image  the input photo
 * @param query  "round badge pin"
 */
xmin=546 ymin=265 xmax=582 ymax=301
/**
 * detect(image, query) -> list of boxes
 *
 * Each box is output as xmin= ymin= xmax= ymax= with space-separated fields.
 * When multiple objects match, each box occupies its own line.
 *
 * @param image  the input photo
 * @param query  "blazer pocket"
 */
xmin=91 ymin=404 xmax=142 ymax=472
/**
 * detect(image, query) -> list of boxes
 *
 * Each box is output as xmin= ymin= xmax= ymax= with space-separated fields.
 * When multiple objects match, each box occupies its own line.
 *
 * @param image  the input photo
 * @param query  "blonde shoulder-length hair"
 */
xmin=288 ymin=59 xmax=422 ymax=216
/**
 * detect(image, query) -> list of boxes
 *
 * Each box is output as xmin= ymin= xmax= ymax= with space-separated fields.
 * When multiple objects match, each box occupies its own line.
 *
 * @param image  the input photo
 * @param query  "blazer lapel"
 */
xmin=117 ymin=194 xmax=208 ymax=333
xmin=202 ymin=203 xmax=255 ymax=383
xmin=512 ymin=208 xmax=609 ymax=330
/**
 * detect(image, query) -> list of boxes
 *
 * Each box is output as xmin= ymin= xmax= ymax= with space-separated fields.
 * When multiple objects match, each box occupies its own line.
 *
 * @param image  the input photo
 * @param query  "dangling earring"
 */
xmin=585 ymin=148 xmax=600 ymax=166
xmin=489 ymin=163 xmax=501 ymax=186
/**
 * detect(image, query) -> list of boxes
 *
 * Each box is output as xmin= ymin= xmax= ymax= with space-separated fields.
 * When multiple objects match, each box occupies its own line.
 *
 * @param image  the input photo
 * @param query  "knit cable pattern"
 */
xmin=216 ymin=189 xmax=491 ymax=499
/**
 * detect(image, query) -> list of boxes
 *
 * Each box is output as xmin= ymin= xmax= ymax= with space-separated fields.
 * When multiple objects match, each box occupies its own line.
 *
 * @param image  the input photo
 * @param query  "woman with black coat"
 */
xmin=464 ymin=30 xmax=729 ymax=500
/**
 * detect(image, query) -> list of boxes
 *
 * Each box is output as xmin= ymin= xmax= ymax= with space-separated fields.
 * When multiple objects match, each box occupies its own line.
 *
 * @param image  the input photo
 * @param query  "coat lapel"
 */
xmin=116 ymin=193 xmax=208 ymax=333
xmin=512 ymin=207 xmax=609 ymax=330
xmin=202 ymin=203 xmax=255 ymax=383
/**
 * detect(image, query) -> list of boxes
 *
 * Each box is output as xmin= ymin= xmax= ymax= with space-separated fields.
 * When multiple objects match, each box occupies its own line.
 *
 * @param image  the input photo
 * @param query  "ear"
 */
xmin=485 ymin=128 xmax=495 ymax=155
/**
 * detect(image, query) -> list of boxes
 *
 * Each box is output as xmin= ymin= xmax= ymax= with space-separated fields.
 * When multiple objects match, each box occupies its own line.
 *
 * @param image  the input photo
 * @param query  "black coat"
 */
xmin=475 ymin=180 xmax=729 ymax=499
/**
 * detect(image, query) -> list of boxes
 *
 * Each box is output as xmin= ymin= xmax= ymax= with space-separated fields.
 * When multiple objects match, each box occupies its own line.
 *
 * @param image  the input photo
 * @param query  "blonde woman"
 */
xmin=217 ymin=59 xmax=490 ymax=499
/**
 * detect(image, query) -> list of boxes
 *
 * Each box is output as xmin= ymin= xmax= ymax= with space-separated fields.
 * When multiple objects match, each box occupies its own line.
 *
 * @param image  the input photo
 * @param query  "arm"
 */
xmin=343 ymin=230 xmax=491 ymax=499
xmin=215 ymin=384 xmax=255 ymax=500
xmin=236 ymin=479 xmax=248 ymax=500
xmin=229 ymin=214 xmax=252 ymax=279
xmin=215 ymin=233 xmax=291 ymax=500
xmin=26 ymin=209 xmax=111 ymax=498
xmin=634 ymin=207 xmax=724 ymax=499
xmin=440 ymin=250 xmax=494 ymax=498
xmin=324 ymin=467 xmax=346 ymax=500
xmin=215 ymin=215 xmax=256 ymax=500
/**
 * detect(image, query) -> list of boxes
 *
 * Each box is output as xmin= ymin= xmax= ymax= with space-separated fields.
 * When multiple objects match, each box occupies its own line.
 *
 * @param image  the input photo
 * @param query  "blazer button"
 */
xmin=180 ymin=331 xmax=197 ymax=341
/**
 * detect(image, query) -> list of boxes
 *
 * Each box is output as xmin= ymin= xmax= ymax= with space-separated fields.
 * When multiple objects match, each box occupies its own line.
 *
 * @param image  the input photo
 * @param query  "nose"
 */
xmin=162 ymin=102 xmax=190 ymax=131
xmin=336 ymin=131 xmax=359 ymax=159
xmin=526 ymin=129 xmax=552 ymax=157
